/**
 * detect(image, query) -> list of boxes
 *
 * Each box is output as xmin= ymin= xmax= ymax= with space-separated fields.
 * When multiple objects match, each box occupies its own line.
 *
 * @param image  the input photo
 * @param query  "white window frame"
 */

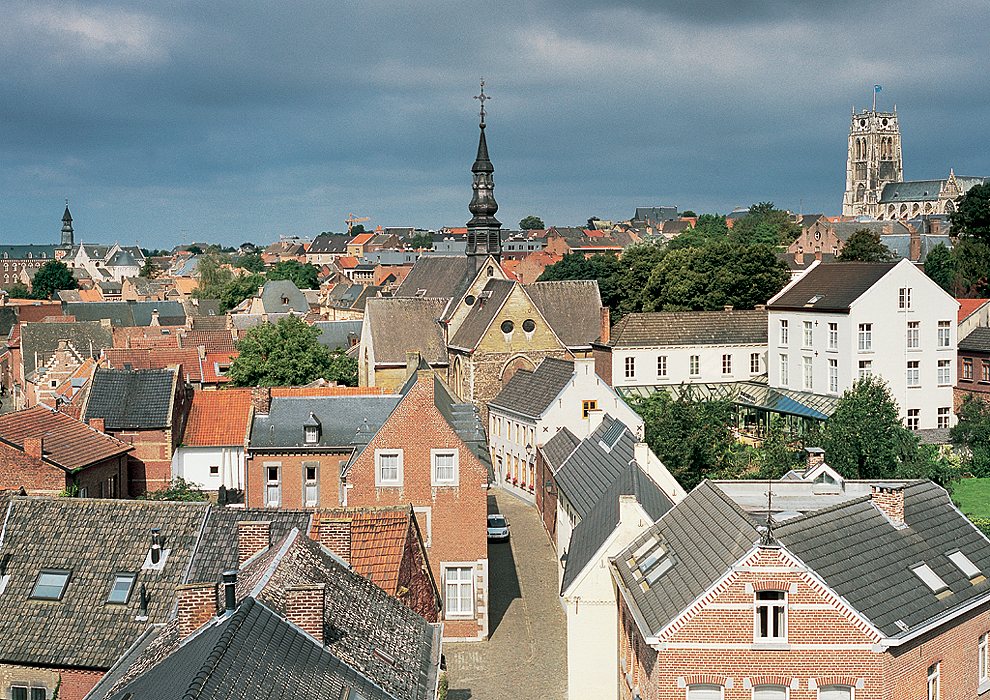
xmin=938 ymin=321 xmax=951 ymax=348
xmin=303 ymin=461 xmax=319 ymax=507
xmin=828 ymin=322 xmax=838 ymax=350
xmin=375 ymin=449 xmax=403 ymax=487
xmin=754 ymin=589 xmax=787 ymax=642
xmin=817 ymin=685 xmax=853 ymax=700
xmin=803 ymin=356 xmax=813 ymax=390
xmin=858 ymin=323 xmax=872 ymax=351
xmin=722 ymin=354 xmax=731 ymax=375
xmin=858 ymin=360 xmax=872 ymax=379
xmin=444 ymin=564 xmax=474 ymax=618
xmin=938 ymin=407 xmax=951 ymax=430
xmin=624 ymin=356 xmax=635 ymax=379
xmin=431 ymin=449 xmax=459 ymax=486
xmin=780 ymin=354 xmax=788 ymax=386
xmin=803 ymin=320 xmax=813 ymax=348
xmin=907 ymin=408 xmax=920 ymax=431
xmin=899 ymin=286 xmax=911 ymax=309
xmin=304 ymin=425 xmax=318 ymax=444
xmin=907 ymin=321 xmax=920 ymax=349
xmin=938 ymin=359 xmax=951 ymax=386
xmin=413 ymin=506 xmax=432 ymax=547
xmin=980 ymin=632 xmax=989 ymax=687
xmin=658 ymin=355 xmax=667 ymax=377
xmin=264 ymin=462 xmax=281 ymax=507
xmin=753 ymin=684 xmax=788 ymax=700
xmin=751 ymin=353 xmax=760 ymax=374
xmin=779 ymin=319 xmax=788 ymax=346
xmin=690 ymin=355 xmax=700 ymax=376
xmin=928 ymin=662 xmax=940 ymax=700
xmin=686 ymin=684 xmax=724 ymax=700
xmin=829 ymin=358 xmax=838 ymax=394
xmin=907 ymin=360 xmax=920 ymax=387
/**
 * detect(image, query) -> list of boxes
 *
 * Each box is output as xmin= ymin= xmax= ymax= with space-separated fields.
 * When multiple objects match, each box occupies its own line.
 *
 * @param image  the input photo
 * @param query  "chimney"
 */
xmin=723 ymin=305 xmax=733 ymax=312
xmin=600 ymin=307 xmax=610 ymax=344
xmin=250 ymin=386 xmax=271 ymax=414
xmin=238 ymin=520 xmax=271 ymax=567
xmin=150 ymin=308 xmax=160 ymax=326
xmin=222 ymin=570 xmax=238 ymax=614
xmin=619 ymin=493 xmax=640 ymax=527
xmin=317 ymin=518 xmax=352 ymax=562
xmin=871 ymin=484 xmax=905 ymax=525
xmin=794 ymin=248 xmax=804 ymax=265
xmin=815 ymin=249 xmax=823 ymax=262
xmin=286 ymin=584 xmax=325 ymax=644
xmin=930 ymin=218 xmax=941 ymax=235
xmin=89 ymin=418 xmax=106 ymax=433
xmin=805 ymin=447 xmax=825 ymax=472
xmin=24 ymin=437 xmax=43 ymax=459
xmin=910 ymin=229 xmax=921 ymax=262
xmin=587 ymin=409 xmax=605 ymax=436
xmin=176 ymin=582 xmax=218 ymax=638
xmin=406 ymin=351 xmax=421 ymax=378
xmin=634 ymin=442 xmax=650 ymax=478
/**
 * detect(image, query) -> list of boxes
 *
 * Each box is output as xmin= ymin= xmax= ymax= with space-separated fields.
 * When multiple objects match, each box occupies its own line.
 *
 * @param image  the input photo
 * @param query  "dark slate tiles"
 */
xmin=489 ymin=357 xmax=575 ymax=419
xmin=83 ymin=367 xmax=177 ymax=429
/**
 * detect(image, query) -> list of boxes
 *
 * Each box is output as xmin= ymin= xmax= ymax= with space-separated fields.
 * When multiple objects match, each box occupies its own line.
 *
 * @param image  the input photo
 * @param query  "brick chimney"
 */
xmin=600 ymin=307 xmax=610 ymax=344
xmin=909 ymin=229 xmax=921 ymax=262
xmin=406 ymin=351 xmax=422 ymax=378
xmin=317 ymin=518 xmax=352 ymax=563
xmin=286 ymin=584 xmax=325 ymax=644
xmin=176 ymin=582 xmax=218 ymax=638
xmin=794 ymin=248 xmax=804 ymax=265
xmin=250 ymin=386 xmax=271 ymax=414
xmin=238 ymin=520 xmax=271 ymax=567
xmin=24 ymin=437 xmax=43 ymax=459
xmin=871 ymin=484 xmax=905 ymax=525
xmin=89 ymin=418 xmax=105 ymax=433
xmin=805 ymin=447 xmax=825 ymax=472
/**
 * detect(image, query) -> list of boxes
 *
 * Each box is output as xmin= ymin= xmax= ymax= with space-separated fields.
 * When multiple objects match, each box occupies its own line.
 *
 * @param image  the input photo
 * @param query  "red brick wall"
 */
xmin=51 ymin=668 xmax=105 ymax=700
xmin=244 ymin=453 xmax=345 ymax=509
xmin=75 ymin=455 xmax=128 ymax=499
xmin=286 ymin=584 xmax=325 ymax=643
xmin=345 ymin=371 xmax=487 ymax=639
xmin=0 ymin=441 xmax=67 ymax=495
xmin=594 ymin=346 xmax=613 ymax=387
xmin=176 ymin=582 xmax=219 ymax=638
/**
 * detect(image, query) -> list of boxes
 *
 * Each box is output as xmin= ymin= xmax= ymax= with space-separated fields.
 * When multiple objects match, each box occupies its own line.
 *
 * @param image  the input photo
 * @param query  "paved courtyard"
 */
xmin=444 ymin=490 xmax=567 ymax=699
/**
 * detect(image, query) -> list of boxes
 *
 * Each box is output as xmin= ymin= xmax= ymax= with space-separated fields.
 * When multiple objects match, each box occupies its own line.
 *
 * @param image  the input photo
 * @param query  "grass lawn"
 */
xmin=953 ymin=478 xmax=990 ymax=518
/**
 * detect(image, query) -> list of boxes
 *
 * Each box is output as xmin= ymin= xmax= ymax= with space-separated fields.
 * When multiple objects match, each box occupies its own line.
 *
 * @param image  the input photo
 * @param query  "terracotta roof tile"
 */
xmin=0 ymin=404 xmax=132 ymax=470
xmin=183 ymin=388 xmax=253 ymax=446
xmin=958 ymin=298 xmax=989 ymax=323
xmin=270 ymin=386 xmax=388 ymax=397
xmin=105 ymin=348 xmax=205 ymax=383
xmin=316 ymin=508 xmax=410 ymax=594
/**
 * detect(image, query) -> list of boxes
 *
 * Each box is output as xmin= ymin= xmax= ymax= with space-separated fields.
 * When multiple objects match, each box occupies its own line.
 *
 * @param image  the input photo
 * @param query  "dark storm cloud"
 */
xmin=1 ymin=0 xmax=988 ymax=247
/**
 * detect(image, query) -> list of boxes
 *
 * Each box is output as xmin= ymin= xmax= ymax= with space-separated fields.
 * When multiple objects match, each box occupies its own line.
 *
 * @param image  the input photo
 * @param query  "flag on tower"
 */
xmin=875 ymin=84 xmax=882 ymax=93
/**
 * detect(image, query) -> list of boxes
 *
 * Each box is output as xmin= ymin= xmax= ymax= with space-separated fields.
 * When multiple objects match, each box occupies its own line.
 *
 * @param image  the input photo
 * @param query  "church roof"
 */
xmin=523 ymin=280 xmax=602 ymax=349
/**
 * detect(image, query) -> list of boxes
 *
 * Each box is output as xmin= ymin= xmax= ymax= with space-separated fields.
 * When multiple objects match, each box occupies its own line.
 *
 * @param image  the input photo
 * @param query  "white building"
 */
xmin=766 ymin=259 xmax=958 ymax=430
xmin=171 ymin=388 xmax=252 ymax=493
xmin=487 ymin=356 xmax=645 ymax=501
xmin=593 ymin=308 xmax=768 ymax=390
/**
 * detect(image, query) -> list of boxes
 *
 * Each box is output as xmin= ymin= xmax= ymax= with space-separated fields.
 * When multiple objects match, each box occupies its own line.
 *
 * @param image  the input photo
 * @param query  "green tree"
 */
xmin=191 ymin=254 xmax=233 ymax=300
xmin=205 ymin=243 xmax=224 ymax=254
xmin=536 ymin=252 xmax=622 ymax=311
xmin=237 ymin=253 xmax=266 ymax=273
xmin=631 ymin=387 xmax=737 ymax=490
xmin=680 ymin=210 xmax=698 ymax=218
xmin=6 ymin=283 xmax=32 ymax=299
xmin=836 ymin=229 xmax=895 ymax=262
xmin=668 ymin=213 xmax=730 ymax=249
xmin=951 ymin=394 xmax=990 ymax=477
xmin=349 ymin=224 xmax=366 ymax=235
xmin=228 ymin=316 xmax=358 ymax=387
xmin=609 ymin=242 xmax=667 ymax=318
xmin=519 ymin=215 xmax=545 ymax=230
xmin=923 ymin=242 xmax=955 ymax=293
xmin=139 ymin=259 xmax=158 ymax=279
xmin=219 ymin=273 xmax=266 ymax=312
xmin=267 ymin=260 xmax=319 ymax=290
xmin=187 ymin=244 xmax=203 ymax=255
xmin=729 ymin=202 xmax=801 ymax=247
xmin=949 ymin=182 xmax=990 ymax=242
xmin=409 ymin=233 xmax=434 ymax=249
xmin=950 ymin=236 xmax=990 ymax=297
xmin=138 ymin=477 xmax=209 ymax=502
xmin=822 ymin=376 xmax=908 ymax=480
xmin=31 ymin=260 xmax=78 ymax=299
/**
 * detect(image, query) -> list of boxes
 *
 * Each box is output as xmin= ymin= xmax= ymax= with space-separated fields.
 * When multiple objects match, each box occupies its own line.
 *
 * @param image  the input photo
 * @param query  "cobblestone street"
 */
xmin=445 ymin=490 xmax=567 ymax=699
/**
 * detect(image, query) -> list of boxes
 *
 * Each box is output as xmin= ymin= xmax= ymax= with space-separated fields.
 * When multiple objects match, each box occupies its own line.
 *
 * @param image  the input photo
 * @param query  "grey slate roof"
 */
xmin=249 ymin=395 xmax=401 ymax=451
xmin=229 ymin=312 xmax=297 ymax=330
xmin=313 ymin=320 xmax=363 ymax=350
xmin=554 ymin=415 xmax=638 ymax=520
xmin=308 ymin=234 xmax=351 ymax=255
xmin=561 ymin=461 xmax=673 ymax=594
xmin=0 ymin=497 xmax=210 ymax=669
xmin=541 ymin=427 xmax=581 ymax=473
xmin=489 ymin=357 xmax=575 ymax=419
xmin=605 ymin=309 xmax=768 ymax=348
xmin=0 ymin=244 xmax=58 ymax=260
xmin=881 ymin=233 xmax=952 ymax=262
xmin=365 ymin=296 xmax=449 ymax=366
xmin=64 ymin=300 xmax=188 ymax=327
xmin=259 ymin=279 xmax=309 ymax=314
xmin=20 ymin=320 xmax=114 ymax=377
xmin=394 ymin=255 xmax=483 ymax=308
xmin=523 ymin=280 xmax=602 ymax=349
xmin=83 ymin=367 xmax=179 ymax=429
xmin=768 ymin=262 xmax=897 ymax=312
xmin=106 ymin=250 xmax=138 ymax=267
xmin=448 ymin=278 xmax=515 ymax=351
xmin=775 ymin=480 xmax=990 ymax=638
xmin=960 ymin=327 xmax=990 ymax=353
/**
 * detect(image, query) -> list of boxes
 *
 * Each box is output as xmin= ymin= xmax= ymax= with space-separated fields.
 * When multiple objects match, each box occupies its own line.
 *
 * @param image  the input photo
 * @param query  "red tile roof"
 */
xmin=105 ymin=348 xmax=206 ymax=383
xmin=270 ymin=386 xmax=388 ymax=397
xmin=0 ymin=405 xmax=131 ymax=471
xmin=182 ymin=330 xmax=238 ymax=354
xmin=182 ymin=388 xmax=253 ymax=446
xmin=317 ymin=508 xmax=411 ymax=594
xmin=958 ymin=299 xmax=989 ymax=323
xmin=349 ymin=233 xmax=374 ymax=246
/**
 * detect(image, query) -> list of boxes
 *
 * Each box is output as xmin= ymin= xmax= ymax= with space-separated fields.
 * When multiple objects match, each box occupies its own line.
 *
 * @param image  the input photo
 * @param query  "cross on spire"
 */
xmin=474 ymin=79 xmax=491 ymax=125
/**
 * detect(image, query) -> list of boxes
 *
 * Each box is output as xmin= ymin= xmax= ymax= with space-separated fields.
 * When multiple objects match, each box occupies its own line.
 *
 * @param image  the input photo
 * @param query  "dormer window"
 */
xmin=303 ymin=413 xmax=321 ymax=444
xmin=31 ymin=569 xmax=71 ymax=601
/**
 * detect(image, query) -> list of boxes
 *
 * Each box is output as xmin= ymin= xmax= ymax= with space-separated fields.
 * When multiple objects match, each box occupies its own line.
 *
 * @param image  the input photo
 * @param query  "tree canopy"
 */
xmin=191 ymin=254 xmax=234 ymax=300
xmin=836 ymin=228 xmax=895 ymax=262
xmin=728 ymin=202 xmax=801 ymax=247
xmin=237 ymin=253 xmax=266 ymax=273
xmin=267 ymin=260 xmax=319 ymax=290
xmin=227 ymin=316 xmax=358 ymax=387
xmin=949 ymin=182 xmax=990 ymax=242
xmin=951 ymin=394 xmax=990 ymax=477
xmin=519 ymin=215 xmax=544 ymax=230
xmin=923 ymin=242 xmax=954 ymax=293
xmin=32 ymin=260 xmax=77 ymax=299
xmin=139 ymin=259 xmax=157 ymax=279
xmin=668 ymin=214 xmax=729 ymax=250
xmin=409 ymin=233 xmax=434 ymax=249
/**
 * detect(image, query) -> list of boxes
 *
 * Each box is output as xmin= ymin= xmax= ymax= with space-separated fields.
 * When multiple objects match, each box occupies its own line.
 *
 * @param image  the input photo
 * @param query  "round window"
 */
xmin=859 ymin=119 xmax=867 ymax=128
xmin=522 ymin=319 xmax=536 ymax=333
xmin=465 ymin=295 xmax=476 ymax=306
xmin=500 ymin=320 xmax=514 ymax=334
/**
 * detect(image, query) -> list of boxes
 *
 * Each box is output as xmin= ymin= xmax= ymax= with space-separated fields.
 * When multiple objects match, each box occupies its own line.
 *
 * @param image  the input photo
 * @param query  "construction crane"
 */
xmin=345 ymin=214 xmax=370 ymax=234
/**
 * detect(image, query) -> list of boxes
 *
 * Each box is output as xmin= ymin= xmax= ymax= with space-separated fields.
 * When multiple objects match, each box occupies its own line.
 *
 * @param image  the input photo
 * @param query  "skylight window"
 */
xmin=108 ymin=573 xmax=136 ymax=604
xmin=911 ymin=563 xmax=948 ymax=593
xmin=947 ymin=550 xmax=982 ymax=579
xmin=805 ymin=294 xmax=824 ymax=306
xmin=31 ymin=569 xmax=71 ymax=600
xmin=626 ymin=536 xmax=673 ymax=591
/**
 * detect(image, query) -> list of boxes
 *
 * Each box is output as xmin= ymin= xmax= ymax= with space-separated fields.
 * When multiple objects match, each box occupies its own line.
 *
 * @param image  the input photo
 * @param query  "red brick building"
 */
xmin=611 ymin=479 xmax=990 ymax=700
xmin=0 ymin=404 xmax=131 ymax=496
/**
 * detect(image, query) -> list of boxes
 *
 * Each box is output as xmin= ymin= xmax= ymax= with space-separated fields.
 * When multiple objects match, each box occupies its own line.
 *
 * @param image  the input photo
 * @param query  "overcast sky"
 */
xmin=2 ymin=0 xmax=987 ymax=250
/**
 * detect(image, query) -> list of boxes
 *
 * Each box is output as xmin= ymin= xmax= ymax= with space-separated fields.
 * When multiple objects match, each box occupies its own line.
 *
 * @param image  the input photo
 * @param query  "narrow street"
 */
xmin=445 ymin=490 xmax=567 ymax=699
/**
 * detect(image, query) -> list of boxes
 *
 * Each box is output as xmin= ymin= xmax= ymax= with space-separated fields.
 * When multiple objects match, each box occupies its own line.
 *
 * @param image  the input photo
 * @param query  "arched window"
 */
xmin=753 ymin=685 xmax=787 ymax=700
xmin=818 ymin=686 xmax=852 ymax=700
xmin=686 ymin=684 xmax=722 ymax=700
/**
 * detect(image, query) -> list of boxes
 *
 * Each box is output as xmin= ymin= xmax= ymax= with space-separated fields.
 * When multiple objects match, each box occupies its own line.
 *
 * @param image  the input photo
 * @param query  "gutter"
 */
xmin=880 ymin=590 xmax=990 ymax=648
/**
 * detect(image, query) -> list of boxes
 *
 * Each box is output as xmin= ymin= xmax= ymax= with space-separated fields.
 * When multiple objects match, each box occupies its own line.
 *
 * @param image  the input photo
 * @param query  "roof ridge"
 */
xmin=181 ymin=597 xmax=256 ymax=700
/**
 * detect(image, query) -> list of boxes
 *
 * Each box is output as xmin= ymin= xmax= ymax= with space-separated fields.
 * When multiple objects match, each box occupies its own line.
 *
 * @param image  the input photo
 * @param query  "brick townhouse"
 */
xmin=611 ymin=477 xmax=990 ymax=700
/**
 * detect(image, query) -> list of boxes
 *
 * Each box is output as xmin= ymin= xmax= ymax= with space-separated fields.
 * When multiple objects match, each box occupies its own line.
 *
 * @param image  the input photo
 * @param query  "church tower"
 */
xmin=842 ymin=108 xmax=903 ymax=217
xmin=61 ymin=204 xmax=74 ymax=247
xmin=466 ymin=81 xmax=502 ymax=264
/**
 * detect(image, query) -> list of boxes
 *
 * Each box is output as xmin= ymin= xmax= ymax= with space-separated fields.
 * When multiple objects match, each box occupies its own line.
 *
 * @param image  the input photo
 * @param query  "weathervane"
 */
xmin=474 ymin=79 xmax=491 ymax=125
xmin=761 ymin=475 xmax=776 ymax=546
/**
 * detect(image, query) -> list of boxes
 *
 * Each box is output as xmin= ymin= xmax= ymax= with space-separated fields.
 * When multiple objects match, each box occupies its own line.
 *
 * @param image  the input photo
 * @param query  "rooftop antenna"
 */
xmin=473 ymin=78 xmax=491 ymax=125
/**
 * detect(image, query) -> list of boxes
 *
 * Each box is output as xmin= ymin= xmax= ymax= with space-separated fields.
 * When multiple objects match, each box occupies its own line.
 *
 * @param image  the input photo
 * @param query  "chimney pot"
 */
xmin=222 ymin=569 xmax=238 ymax=613
xmin=871 ymin=483 xmax=905 ymax=525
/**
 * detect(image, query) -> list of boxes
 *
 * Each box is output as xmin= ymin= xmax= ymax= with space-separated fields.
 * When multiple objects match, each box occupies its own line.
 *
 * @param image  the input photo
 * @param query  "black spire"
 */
xmin=61 ymin=201 xmax=74 ymax=247
xmin=467 ymin=80 xmax=501 ymax=263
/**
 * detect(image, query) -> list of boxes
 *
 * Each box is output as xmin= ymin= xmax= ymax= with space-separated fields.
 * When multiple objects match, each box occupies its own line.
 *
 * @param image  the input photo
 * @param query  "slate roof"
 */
xmin=258 ymin=279 xmax=309 ymax=314
xmin=605 ymin=309 xmax=768 ymax=348
xmin=0 ymin=405 xmax=131 ymax=471
xmin=393 ymin=254 xmax=484 ymax=306
xmin=554 ymin=415 xmax=639 ymax=519
xmin=182 ymin=388 xmax=253 ymax=446
xmin=20 ymin=320 xmax=114 ymax=377
xmin=308 ymin=234 xmax=351 ymax=255
xmin=229 ymin=312 xmax=297 ymax=331
xmin=82 ymin=367 xmax=179 ymax=430
xmin=448 ymin=278 xmax=515 ymax=351
xmin=365 ymin=297 xmax=449 ymax=366
xmin=879 ymin=179 xmax=954 ymax=203
xmin=249 ymin=395 xmax=401 ymax=451
xmin=0 ymin=497 xmax=210 ymax=669
xmin=524 ymin=280 xmax=603 ymax=349
xmin=881 ymin=233 xmax=952 ymax=262
xmin=488 ymin=357 xmax=575 ymax=418
xmin=63 ymin=300 xmax=188 ymax=327
xmin=561 ymin=461 xmax=674 ymax=594
xmin=768 ymin=262 xmax=898 ymax=312
xmin=541 ymin=427 xmax=581 ymax=473
xmin=313 ymin=320 xmax=362 ymax=350
xmin=960 ymin=327 xmax=990 ymax=353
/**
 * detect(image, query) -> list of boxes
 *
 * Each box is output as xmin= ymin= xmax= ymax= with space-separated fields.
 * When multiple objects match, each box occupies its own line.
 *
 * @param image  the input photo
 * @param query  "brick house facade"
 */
xmin=343 ymin=369 xmax=491 ymax=641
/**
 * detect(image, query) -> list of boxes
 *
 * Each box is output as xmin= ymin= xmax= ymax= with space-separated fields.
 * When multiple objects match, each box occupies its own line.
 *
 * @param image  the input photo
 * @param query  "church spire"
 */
xmin=466 ymin=80 xmax=501 ymax=263
xmin=61 ymin=200 xmax=74 ymax=247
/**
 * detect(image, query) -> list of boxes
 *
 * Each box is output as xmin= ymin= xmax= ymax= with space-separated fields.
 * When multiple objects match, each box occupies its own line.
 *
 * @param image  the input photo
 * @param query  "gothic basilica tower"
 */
xmin=841 ymin=107 xmax=903 ymax=217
